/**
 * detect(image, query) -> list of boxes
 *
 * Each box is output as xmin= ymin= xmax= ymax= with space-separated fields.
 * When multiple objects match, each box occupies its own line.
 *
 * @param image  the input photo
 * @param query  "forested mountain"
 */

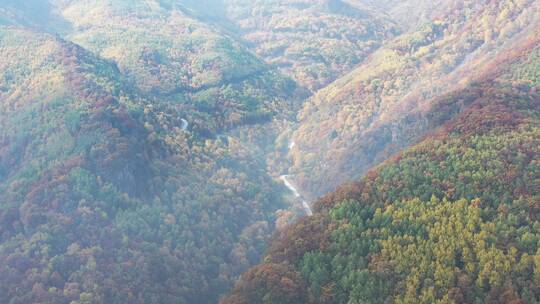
xmin=0 ymin=1 xmax=301 ymax=302
xmin=357 ymin=0 xmax=456 ymax=29
xmin=0 ymin=24 xmax=292 ymax=303
xmin=285 ymin=0 xmax=540 ymax=199
xmin=1 ymin=1 xmax=539 ymax=304
xmin=219 ymin=0 xmax=400 ymax=91
xmin=222 ymin=54 xmax=540 ymax=303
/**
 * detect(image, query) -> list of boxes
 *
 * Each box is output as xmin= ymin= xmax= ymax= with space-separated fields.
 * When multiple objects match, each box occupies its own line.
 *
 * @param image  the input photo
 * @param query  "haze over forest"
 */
xmin=0 ymin=1 xmax=539 ymax=303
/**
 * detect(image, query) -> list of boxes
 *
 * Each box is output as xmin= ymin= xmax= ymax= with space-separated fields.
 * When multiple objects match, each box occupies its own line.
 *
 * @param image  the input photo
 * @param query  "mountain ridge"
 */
xmin=0 ymin=1 xmax=539 ymax=303
xmin=222 ymin=78 xmax=540 ymax=304
xmin=284 ymin=0 xmax=540 ymax=200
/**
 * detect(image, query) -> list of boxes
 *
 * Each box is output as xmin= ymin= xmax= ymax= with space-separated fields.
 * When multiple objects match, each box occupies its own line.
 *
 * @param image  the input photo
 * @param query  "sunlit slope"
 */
xmin=50 ymin=0 xmax=296 ymax=130
xmin=221 ymin=0 xmax=400 ymax=91
xmin=0 ymin=27 xmax=287 ymax=304
xmin=56 ymin=0 xmax=261 ymax=92
xmin=222 ymin=77 xmax=540 ymax=304
xmin=355 ymin=0 xmax=458 ymax=29
xmin=287 ymin=0 xmax=540 ymax=199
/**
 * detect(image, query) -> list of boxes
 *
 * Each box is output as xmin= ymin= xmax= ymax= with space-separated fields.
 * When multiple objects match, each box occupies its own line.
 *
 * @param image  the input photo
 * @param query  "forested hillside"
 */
xmin=220 ymin=0 xmax=399 ymax=91
xmin=222 ymin=66 xmax=540 ymax=303
xmin=0 ymin=24 xmax=295 ymax=303
xmin=357 ymin=0 xmax=455 ymax=29
xmin=285 ymin=0 xmax=540 ymax=199
xmin=0 ymin=0 xmax=306 ymax=300
xmin=1 ymin=0 xmax=539 ymax=303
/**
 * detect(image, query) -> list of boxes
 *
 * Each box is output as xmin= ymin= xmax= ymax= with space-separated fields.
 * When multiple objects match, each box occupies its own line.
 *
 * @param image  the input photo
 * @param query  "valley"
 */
xmin=279 ymin=175 xmax=312 ymax=216
xmin=0 ymin=1 xmax=539 ymax=303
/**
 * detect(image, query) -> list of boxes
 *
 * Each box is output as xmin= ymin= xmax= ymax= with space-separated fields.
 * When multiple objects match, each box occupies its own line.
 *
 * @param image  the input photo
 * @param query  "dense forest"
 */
xmin=0 ymin=26 xmax=291 ymax=303
xmin=223 ymin=66 xmax=540 ymax=304
xmin=0 ymin=2 xmax=300 ymax=302
xmin=222 ymin=0 xmax=400 ymax=91
xmin=0 ymin=0 xmax=539 ymax=304
xmin=287 ymin=0 xmax=540 ymax=199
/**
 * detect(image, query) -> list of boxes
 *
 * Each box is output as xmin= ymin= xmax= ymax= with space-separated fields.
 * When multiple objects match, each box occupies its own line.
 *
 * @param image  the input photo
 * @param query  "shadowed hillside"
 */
xmin=0 ymin=21 xmax=292 ymax=303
